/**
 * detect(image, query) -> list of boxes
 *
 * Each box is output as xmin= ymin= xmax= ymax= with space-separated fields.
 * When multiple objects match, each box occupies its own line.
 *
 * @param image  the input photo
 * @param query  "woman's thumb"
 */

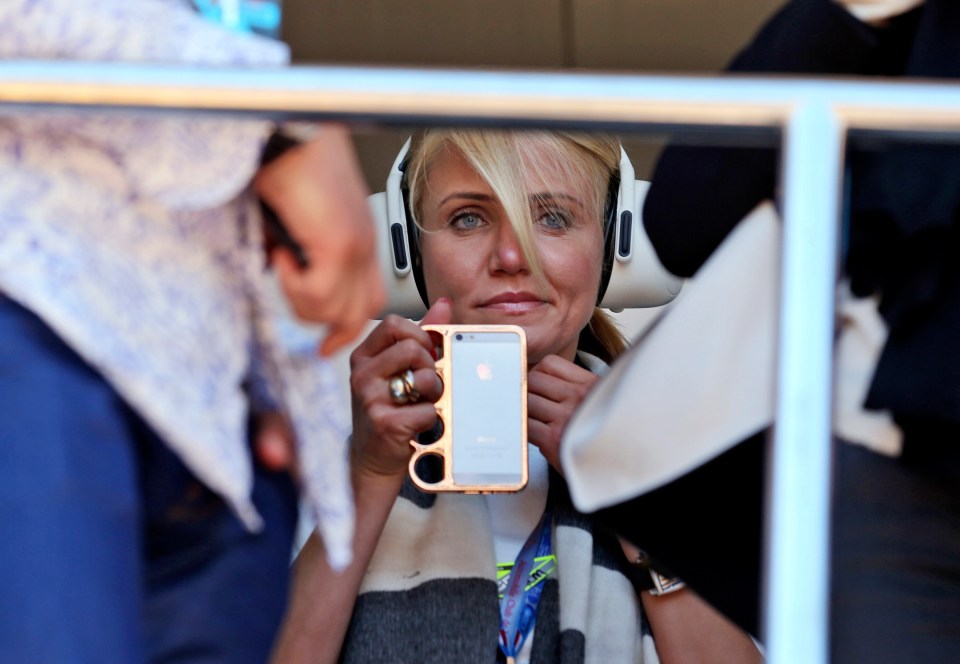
xmin=420 ymin=297 xmax=453 ymax=327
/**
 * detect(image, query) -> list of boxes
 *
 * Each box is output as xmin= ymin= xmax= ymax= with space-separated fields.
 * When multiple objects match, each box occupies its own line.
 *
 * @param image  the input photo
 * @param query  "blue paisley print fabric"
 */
xmin=0 ymin=0 xmax=355 ymax=567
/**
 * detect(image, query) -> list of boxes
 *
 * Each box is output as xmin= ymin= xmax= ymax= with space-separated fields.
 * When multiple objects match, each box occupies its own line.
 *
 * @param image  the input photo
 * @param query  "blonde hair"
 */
xmin=406 ymin=129 xmax=628 ymax=362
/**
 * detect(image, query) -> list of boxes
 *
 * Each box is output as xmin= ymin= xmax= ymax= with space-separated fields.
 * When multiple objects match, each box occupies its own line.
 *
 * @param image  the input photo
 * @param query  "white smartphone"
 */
xmin=450 ymin=329 xmax=525 ymax=486
xmin=412 ymin=325 xmax=528 ymax=493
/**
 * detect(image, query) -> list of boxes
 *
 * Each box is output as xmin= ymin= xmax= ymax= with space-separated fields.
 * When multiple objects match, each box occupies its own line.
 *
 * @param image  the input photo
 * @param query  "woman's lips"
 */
xmin=478 ymin=292 xmax=545 ymax=312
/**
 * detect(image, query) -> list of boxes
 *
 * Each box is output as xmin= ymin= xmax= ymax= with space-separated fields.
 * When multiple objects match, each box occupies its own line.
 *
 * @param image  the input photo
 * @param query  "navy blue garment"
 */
xmin=0 ymin=296 xmax=298 ymax=663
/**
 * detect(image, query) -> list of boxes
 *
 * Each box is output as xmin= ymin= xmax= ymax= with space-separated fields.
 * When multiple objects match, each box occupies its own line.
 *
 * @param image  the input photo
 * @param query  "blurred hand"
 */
xmin=254 ymin=124 xmax=386 ymax=357
xmin=527 ymin=354 xmax=599 ymax=473
xmin=837 ymin=0 xmax=924 ymax=24
xmin=348 ymin=299 xmax=452 ymax=479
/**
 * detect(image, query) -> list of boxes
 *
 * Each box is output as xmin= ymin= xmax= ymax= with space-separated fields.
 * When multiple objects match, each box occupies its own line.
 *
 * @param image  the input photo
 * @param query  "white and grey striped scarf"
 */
xmin=338 ymin=470 xmax=660 ymax=663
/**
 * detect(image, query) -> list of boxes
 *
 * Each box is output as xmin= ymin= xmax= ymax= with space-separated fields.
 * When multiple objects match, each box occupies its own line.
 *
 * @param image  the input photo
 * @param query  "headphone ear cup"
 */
xmin=596 ymin=171 xmax=622 ymax=305
xmin=401 ymin=182 xmax=431 ymax=311
xmin=599 ymin=180 xmax=683 ymax=311
xmin=372 ymin=138 xmax=429 ymax=319
xmin=370 ymin=190 xmax=428 ymax=318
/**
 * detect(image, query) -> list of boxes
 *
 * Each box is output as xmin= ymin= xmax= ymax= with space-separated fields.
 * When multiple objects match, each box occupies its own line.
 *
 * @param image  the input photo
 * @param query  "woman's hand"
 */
xmin=348 ymin=298 xmax=452 ymax=480
xmin=527 ymin=354 xmax=599 ymax=473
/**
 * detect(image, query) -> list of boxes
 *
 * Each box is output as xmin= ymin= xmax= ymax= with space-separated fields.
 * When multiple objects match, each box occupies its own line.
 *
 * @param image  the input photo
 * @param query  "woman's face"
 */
xmin=418 ymin=144 xmax=604 ymax=365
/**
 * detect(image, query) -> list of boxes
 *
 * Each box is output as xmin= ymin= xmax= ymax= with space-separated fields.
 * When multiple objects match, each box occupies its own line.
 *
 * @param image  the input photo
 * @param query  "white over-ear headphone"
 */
xmin=370 ymin=139 xmax=682 ymax=318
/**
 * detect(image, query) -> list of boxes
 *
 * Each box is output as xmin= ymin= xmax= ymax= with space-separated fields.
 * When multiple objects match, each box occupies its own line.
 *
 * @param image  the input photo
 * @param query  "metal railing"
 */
xmin=3 ymin=61 xmax=960 ymax=664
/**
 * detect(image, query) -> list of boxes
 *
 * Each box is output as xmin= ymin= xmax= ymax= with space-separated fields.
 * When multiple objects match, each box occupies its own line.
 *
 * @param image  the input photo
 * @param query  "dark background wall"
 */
xmin=279 ymin=0 xmax=783 ymax=188
xmin=282 ymin=0 xmax=782 ymax=70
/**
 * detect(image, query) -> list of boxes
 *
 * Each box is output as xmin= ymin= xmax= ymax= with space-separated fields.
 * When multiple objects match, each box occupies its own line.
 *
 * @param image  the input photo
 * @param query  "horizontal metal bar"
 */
xmin=2 ymin=61 xmax=960 ymax=133
xmin=2 ymin=60 xmax=956 ymax=664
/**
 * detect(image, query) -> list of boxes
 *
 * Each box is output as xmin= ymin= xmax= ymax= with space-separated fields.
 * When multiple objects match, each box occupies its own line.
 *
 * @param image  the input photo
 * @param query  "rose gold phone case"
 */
xmin=410 ymin=324 xmax=528 ymax=494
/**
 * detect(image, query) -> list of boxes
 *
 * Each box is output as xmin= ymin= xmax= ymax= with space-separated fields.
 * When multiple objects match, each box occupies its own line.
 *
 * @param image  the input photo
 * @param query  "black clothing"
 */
xmin=597 ymin=0 xmax=960 ymax=659
xmin=644 ymin=0 xmax=960 ymax=425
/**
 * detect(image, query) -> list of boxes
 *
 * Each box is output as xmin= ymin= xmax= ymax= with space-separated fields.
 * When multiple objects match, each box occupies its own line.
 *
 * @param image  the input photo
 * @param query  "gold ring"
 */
xmin=388 ymin=369 xmax=420 ymax=405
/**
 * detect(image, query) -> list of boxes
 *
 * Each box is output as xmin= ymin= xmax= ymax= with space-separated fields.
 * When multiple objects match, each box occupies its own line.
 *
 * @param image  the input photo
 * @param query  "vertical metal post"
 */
xmin=764 ymin=102 xmax=845 ymax=664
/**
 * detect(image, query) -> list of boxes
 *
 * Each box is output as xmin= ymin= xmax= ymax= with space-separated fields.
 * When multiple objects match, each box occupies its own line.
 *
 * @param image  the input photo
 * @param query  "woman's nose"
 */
xmin=489 ymin=222 xmax=527 ymax=274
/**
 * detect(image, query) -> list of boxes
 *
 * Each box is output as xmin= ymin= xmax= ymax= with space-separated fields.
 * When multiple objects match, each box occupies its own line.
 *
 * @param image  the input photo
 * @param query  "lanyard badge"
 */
xmin=498 ymin=511 xmax=553 ymax=663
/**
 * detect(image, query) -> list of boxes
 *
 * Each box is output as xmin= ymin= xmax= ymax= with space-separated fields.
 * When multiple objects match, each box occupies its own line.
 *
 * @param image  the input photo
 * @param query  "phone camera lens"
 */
xmin=455 ymin=334 xmax=463 ymax=341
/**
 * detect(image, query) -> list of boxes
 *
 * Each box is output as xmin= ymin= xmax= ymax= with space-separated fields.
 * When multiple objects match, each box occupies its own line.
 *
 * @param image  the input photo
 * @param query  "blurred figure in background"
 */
xmin=565 ymin=1 xmax=960 ymax=662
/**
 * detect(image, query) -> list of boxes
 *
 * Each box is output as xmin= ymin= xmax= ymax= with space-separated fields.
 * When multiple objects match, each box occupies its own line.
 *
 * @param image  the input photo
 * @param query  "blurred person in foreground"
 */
xmin=0 ymin=1 xmax=384 ymax=661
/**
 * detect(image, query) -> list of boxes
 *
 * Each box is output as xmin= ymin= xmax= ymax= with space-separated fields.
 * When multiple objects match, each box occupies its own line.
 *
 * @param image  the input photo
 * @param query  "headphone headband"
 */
xmin=370 ymin=139 xmax=682 ymax=318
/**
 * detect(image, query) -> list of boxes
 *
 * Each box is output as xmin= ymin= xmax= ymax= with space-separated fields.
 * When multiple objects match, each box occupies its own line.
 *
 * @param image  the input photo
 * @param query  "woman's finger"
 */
xmin=420 ymin=297 xmax=453 ymax=327
xmin=351 ymin=315 xmax=436 ymax=366
xmin=407 ymin=366 xmax=444 ymax=404
xmin=528 ymin=365 xmax=597 ymax=409
xmin=527 ymin=390 xmax=568 ymax=427
xmin=531 ymin=353 xmax=594 ymax=378
xmin=352 ymin=400 xmax=440 ymax=478
xmin=527 ymin=418 xmax=563 ymax=473
xmin=364 ymin=400 xmax=439 ymax=441
xmin=351 ymin=337 xmax=438 ymax=400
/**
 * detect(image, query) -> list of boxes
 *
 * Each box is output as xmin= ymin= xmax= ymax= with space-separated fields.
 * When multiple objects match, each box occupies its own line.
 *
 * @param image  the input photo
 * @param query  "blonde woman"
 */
xmin=273 ymin=130 xmax=761 ymax=664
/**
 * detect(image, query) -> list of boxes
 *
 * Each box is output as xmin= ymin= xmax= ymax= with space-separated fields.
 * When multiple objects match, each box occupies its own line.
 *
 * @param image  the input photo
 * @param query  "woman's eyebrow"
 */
xmin=438 ymin=192 xmax=495 ymax=206
xmin=530 ymin=192 xmax=584 ymax=207
xmin=436 ymin=191 xmax=584 ymax=207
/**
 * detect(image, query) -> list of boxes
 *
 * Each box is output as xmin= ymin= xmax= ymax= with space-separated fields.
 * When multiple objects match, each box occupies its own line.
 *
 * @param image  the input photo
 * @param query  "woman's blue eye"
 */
xmin=450 ymin=212 xmax=485 ymax=230
xmin=537 ymin=210 xmax=572 ymax=229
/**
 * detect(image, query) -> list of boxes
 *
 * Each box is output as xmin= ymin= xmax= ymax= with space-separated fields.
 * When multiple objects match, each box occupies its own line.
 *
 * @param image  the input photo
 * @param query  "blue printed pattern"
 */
xmin=0 ymin=0 xmax=354 ymax=566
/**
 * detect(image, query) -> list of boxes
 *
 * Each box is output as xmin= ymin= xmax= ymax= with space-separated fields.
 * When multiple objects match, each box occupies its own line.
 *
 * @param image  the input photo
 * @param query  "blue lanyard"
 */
xmin=497 ymin=554 xmax=556 ymax=599
xmin=498 ymin=511 xmax=552 ymax=663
